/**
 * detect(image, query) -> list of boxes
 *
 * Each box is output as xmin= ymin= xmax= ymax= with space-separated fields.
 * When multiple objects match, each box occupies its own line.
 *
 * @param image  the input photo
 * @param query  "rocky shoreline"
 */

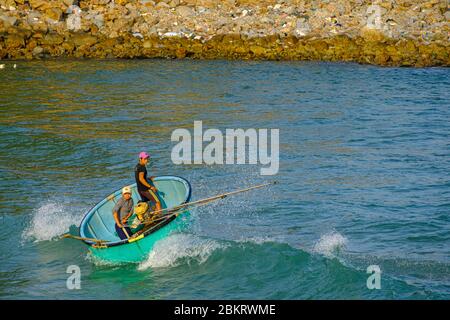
xmin=0 ymin=0 xmax=449 ymax=66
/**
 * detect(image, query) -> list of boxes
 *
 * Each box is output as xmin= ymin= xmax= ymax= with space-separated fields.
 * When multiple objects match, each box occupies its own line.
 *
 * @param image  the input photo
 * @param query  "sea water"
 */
xmin=0 ymin=60 xmax=449 ymax=299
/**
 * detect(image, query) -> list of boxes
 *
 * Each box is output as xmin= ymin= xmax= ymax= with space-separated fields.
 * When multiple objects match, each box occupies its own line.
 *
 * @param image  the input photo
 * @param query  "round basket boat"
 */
xmin=79 ymin=176 xmax=192 ymax=263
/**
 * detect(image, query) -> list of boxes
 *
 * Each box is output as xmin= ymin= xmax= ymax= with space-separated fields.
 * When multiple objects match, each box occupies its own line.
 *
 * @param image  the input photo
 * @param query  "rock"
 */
xmin=168 ymin=0 xmax=180 ymax=7
xmin=1 ymin=0 xmax=16 ymax=8
xmin=176 ymin=5 xmax=194 ymax=17
xmin=360 ymin=26 xmax=386 ymax=42
xmin=0 ymin=0 xmax=448 ymax=66
xmin=141 ymin=0 xmax=155 ymax=7
xmin=70 ymin=34 xmax=98 ymax=47
xmin=155 ymin=1 xmax=170 ymax=9
xmin=445 ymin=11 xmax=450 ymax=21
xmin=44 ymin=8 xmax=63 ymax=21
xmin=143 ymin=39 xmax=152 ymax=48
xmin=85 ymin=12 xmax=104 ymax=28
xmin=295 ymin=19 xmax=310 ymax=37
xmin=422 ymin=0 xmax=440 ymax=9
xmin=27 ymin=11 xmax=48 ymax=33
xmin=32 ymin=46 xmax=44 ymax=55
xmin=41 ymin=33 xmax=64 ymax=45
xmin=28 ymin=0 xmax=49 ymax=10
xmin=0 ymin=14 xmax=17 ymax=27
xmin=5 ymin=34 xmax=24 ymax=48
xmin=63 ymin=0 xmax=75 ymax=6
xmin=67 ymin=4 xmax=82 ymax=14
xmin=67 ymin=12 xmax=81 ymax=31
xmin=175 ymin=47 xmax=186 ymax=58
xmin=250 ymin=45 xmax=265 ymax=55
xmin=162 ymin=31 xmax=181 ymax=37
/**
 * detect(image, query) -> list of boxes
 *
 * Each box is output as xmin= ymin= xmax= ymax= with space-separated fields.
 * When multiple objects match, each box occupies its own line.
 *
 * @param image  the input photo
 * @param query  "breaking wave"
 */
xmin=22 ymin=201 xmax=81 ymax=242
xmin=138 ymin=233 xmax=227 ymax=270
xmin=313 ymin=231 xmax=348 ymax=257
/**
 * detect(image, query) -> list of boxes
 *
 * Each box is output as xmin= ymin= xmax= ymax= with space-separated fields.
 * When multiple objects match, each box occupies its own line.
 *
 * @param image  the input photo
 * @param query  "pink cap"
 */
xmin=139 ymin=151 xmax=150 ymax=159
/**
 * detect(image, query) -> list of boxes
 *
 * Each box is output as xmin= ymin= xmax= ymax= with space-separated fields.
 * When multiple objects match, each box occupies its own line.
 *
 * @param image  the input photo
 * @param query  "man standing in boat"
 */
xmin=135 ymin=152 xmax=162 ymax=213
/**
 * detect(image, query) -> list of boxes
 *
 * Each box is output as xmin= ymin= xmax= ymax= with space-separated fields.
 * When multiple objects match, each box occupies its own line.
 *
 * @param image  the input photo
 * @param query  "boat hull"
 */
xmin=89 ymin=211 xmax=190 ymax=263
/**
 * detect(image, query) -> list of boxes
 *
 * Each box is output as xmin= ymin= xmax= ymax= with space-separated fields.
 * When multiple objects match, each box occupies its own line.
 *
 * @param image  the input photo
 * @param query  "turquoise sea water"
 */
xmin=0 ymin=60 xmax=449 ymax=299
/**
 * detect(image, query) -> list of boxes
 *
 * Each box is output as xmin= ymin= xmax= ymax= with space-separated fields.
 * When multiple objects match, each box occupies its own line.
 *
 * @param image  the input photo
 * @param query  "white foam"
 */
xmin=85 ymin=252 xmax=129 ymax=267
xmin=236 ymin=236 xmax=277 ymax=245
xmin=22 ymin=201 xmax=81 ymax=242
xmin=138 ymin=233 xmax=226 ymax=270
xmin=313 ymin=231 xmax=348 ymax=257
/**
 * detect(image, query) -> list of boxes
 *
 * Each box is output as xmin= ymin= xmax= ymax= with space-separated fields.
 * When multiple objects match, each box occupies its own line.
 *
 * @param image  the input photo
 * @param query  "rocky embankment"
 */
xmin=0 ymin=0 xmax=449 ymax=66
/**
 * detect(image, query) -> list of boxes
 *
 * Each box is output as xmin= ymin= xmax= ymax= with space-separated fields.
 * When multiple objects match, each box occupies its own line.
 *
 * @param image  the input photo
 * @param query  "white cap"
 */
xmin=122 ymin=186 xmax=131 ymax=194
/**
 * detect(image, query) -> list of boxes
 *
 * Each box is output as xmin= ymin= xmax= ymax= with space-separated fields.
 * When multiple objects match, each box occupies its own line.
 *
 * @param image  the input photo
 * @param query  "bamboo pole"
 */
xmin=139 ymin=181 xmax=277 ymax=225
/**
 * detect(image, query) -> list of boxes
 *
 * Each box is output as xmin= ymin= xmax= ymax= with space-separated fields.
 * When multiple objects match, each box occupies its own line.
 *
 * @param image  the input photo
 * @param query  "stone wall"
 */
xmin=0 ymin=0 xmax=449 ymax=66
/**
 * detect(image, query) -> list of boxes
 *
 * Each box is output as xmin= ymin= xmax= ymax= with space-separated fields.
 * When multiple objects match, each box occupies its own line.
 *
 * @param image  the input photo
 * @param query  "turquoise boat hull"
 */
xmin=79 ymin=176 xmax=192 ymax=263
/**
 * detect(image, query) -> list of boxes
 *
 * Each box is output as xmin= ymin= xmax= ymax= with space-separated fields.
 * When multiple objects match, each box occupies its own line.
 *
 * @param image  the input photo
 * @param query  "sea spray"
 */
xmin=22 ymin=201 xmax=82 ymax=242
xmin=85 ymin=253 xmax=130 ymax=268
xmin=313 ymin=231 xmax=348 ymax=257
xmin=138 ymin=233 xmax=227 ymax=270
xmin=236 ymin=236 xmax=281 ymax=245
xmin=186 ymin=167 xmax=275 ymax=240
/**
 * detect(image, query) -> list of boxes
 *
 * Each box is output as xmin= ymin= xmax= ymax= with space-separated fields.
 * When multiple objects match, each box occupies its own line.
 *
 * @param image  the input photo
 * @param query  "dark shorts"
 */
xmin=115 ymin=224 xmax=132 ymax=240
xmin=139 ymin=189 xmax=158 ymax=203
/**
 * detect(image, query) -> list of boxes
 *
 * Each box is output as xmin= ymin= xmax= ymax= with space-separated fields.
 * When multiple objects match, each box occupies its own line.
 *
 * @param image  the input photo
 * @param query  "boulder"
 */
xmin=32 ymin=46 xmax=44 ymax=55
xmin=445 ymin=11 xmax=450 ymax=21
xmin=250 ymin=45 xmax=266 ymax=55
xmin=70 ymin=33 xmax=98 ymax=47
xmin=5 ymin=34 xmax=25 ymax=48
xmin=28 ymin=0 xmax=49 ymax=10
xmin=143 ymin=39 xmax=152 ymax=48
xmin=1 ymin=0 xmax=16 ymax=8
xmin=0 ymin=14 xmax=17 ymax=28
xmin=155 ymin=1 xmax=170 ymax=9
xmin=63 ymin=0 xmax=75 ymax=6
xmin=44 ymin=8 xmax=63 ymax=21
xmin=360 ymin=26 xmax=386 ymax=42
xmin=175 ymin=47 xmax=186 ymax=58
xmin=176 ymin=6 xmax=195 ymax=18
xmin=67 ymin=13 xmax=81 ymax=31
xmin=169 ymin=0 xmax=180 ymax=7
xmin=41 ymin=33 xmax=64 ymax=45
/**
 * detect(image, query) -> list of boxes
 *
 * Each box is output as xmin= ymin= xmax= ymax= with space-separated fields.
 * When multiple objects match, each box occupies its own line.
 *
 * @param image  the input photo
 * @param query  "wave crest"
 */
xmin=138 ymin=233 xmax=226 ymax=270
xmin=313 ymin=231 xmax=348 ymax=257
xmin=22 ymin=201 xmax=81 ymax=242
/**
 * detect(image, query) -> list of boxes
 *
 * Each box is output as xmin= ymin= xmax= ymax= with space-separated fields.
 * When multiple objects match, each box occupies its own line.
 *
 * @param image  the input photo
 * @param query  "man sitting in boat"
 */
xmin=112 ymin=186 xmax=134 ymax=240
xmin=134 ymin=151 xmax=162 ymax=212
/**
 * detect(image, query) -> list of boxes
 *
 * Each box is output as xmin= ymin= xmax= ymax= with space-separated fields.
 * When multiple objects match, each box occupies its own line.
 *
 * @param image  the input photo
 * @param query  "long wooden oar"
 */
xmin=62 ymin=181 xmax=277 ymax=242
xmin=139 ymin=181 xmax=277 ymax=225
xmin=60 ymin=233 xmax=108 ymax=244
